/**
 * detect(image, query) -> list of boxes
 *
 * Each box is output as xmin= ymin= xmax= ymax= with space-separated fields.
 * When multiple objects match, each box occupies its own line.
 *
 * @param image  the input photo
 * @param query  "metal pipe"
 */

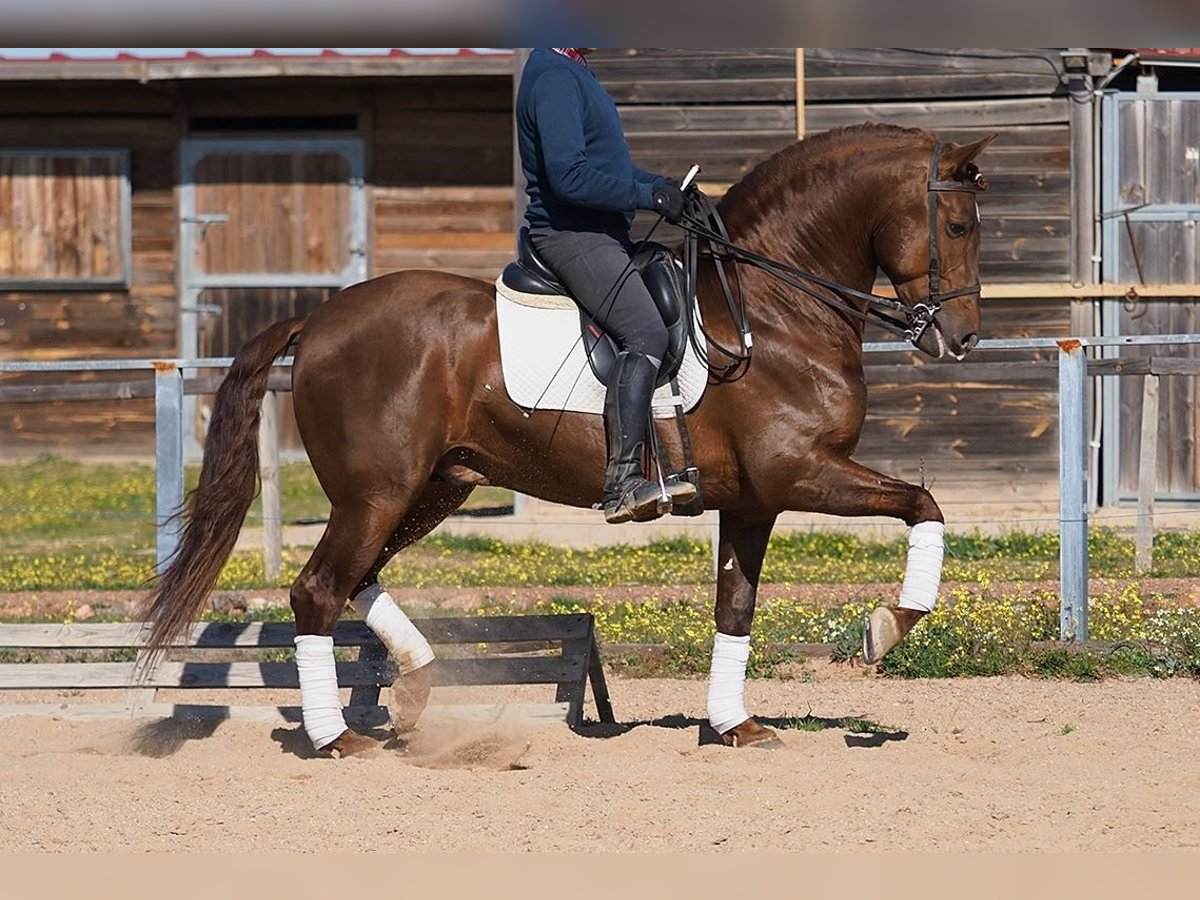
xmin=153 ymin=363 xmax=185 ymax=574
xmin=1058 ymin=340 xmax=1090 ymax=641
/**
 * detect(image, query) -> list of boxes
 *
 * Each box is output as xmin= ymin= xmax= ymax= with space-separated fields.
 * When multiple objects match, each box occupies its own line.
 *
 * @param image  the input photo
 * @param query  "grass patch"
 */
xmin=841 ymin=717 xmax=901 ymax=735
xmin=5 ymin=459 xmax=1200 ymax=681
xmin=786 ymin=715 xmax=829 ymax=732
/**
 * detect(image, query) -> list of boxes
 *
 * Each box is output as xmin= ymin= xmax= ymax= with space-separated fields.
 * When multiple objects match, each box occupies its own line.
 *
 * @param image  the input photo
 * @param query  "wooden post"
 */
xmin=795 ymin=48 xmax=806 ymax=140
xmin=257 ymin=390 xmax=282 ymax=581
xmin=1135 ymin=374 xmax=1160 ymax=574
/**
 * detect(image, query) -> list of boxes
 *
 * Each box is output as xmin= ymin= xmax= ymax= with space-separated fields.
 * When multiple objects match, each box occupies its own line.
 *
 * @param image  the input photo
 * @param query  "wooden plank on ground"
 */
xmin=433 ymin=656 xmax=583 ymax=687
xmin=0 ymin=660 xmax=394 ymax=690
xmin=0 ymin=700 xmax=568 ymax=726
xmin=0 ymin=614 xmax=595 ymax=649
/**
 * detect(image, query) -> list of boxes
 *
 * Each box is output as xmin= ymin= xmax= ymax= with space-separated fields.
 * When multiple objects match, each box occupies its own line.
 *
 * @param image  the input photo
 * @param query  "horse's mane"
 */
xmin=720 ymin=122 xmax=934 ymax=219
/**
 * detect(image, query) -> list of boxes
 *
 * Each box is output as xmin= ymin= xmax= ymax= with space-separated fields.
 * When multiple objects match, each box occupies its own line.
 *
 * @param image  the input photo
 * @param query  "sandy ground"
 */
xmin=2 ymin=671 xmax=1199 ymax=852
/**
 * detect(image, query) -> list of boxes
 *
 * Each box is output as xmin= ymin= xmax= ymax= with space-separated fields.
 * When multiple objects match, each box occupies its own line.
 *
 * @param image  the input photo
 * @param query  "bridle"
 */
xmin=674 ymin=142 xmax=988 ymax=381
xmin=921 ymin=142 xmax=989 ymax=343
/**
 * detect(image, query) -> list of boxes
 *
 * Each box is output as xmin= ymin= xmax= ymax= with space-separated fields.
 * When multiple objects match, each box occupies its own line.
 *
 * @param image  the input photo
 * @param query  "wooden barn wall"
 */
xmin=591 ymin=48 xmax=1073 ymax=508
xmin=0 ymin=75 xmax=516 ymax=455
xmin=0 ymin=54 xmax=1076 ymax=506
xmin=370 ymin=76 xmax=513 ymax=281
xmin=0 ymin=81 xmax=176 ymax=453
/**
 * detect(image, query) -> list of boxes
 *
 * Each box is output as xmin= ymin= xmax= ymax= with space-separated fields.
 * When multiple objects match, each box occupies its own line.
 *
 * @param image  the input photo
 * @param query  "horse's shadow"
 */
xmin=130 ymin=713 xmax=906 ymax=758
xmin=576 ymin=713 xmax=909 ymax=749
xmin=269 ymin=725 xmax=396 ymax=759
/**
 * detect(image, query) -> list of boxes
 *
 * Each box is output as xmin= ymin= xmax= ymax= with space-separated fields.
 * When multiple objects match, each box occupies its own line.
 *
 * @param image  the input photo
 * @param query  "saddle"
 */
xmin=498 ymin=228 xmax=704 ymax=517
xmin=500 ymin=228 xmax=689 ymax=389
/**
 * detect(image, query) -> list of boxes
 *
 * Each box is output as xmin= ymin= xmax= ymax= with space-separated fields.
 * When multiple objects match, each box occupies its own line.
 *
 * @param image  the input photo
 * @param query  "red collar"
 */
xmin=551 ymin=48 xmax=589 ymax=67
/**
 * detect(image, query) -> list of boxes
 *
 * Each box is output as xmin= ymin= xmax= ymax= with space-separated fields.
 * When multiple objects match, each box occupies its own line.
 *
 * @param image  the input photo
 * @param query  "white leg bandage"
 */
xmin=897 ymin=520 xmax=945 ymax=614
xmin=352 ymin=584 xmax=435 ymax=674
xmin=707 ymin=632 xmax=751 ymax=735
xmin=294 ymin=634 xmax=347 ymax=750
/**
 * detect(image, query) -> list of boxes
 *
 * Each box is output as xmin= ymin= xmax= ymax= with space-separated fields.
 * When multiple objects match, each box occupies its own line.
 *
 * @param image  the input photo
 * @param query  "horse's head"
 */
xmin=874 ymin=134 xmax=997 ymax=360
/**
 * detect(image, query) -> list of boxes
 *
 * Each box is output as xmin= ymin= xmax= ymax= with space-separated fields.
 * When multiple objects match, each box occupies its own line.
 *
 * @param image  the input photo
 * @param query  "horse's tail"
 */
xmin=141 ymin=315 xmax=309 ymax=655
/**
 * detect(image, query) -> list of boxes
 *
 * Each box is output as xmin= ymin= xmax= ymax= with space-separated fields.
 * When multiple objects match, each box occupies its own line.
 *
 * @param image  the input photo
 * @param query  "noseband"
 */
xmin=675 ymin=142 xmax=988 ymax=379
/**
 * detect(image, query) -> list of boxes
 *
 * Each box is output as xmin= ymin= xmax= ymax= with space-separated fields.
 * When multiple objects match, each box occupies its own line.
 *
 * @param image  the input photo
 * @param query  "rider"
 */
xmin=516 ymin=47 xmax=694 ymax=524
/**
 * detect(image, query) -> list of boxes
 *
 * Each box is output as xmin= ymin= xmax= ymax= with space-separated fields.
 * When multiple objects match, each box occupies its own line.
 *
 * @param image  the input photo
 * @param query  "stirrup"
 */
xmin=603 ymin=480 xmax=671 ymax=524
xmin=663 ymin=477 xmax=697 ymax=505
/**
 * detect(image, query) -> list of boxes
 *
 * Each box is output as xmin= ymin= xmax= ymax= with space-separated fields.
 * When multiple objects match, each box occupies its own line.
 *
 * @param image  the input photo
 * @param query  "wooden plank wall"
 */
xmin=0 ymin=75 xmax=517 ymax=454
xmin=1109 ymin=96 xmax=1200 ymax=497
xmin=0 ymin=82 xmax=176 ymax=453
xmin=0 ymin=56 xmax=1078 ymax=514
xmin=807 ymin=49 xmax=1072 ymax=507
xmin=371 ymin=76 xmax=513 ymax=282
xmin=590 ymin=48 xmax=1073 ymax=508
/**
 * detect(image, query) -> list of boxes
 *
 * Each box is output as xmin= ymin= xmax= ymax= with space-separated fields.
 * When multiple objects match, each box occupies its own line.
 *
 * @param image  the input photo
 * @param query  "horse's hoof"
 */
xmin=862 ymin=606 xmax=925 ymax=664
xmin=390 ymin=660 xmax=435 ymax=733
xmin=323 ymin=729 xmax=382 ymax=759
xmin=719 ymin=718 xmax=784 ymax=749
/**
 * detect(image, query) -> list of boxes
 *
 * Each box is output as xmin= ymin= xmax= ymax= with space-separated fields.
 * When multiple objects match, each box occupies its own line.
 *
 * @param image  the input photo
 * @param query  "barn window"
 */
xmin=0 ymin=149 xmax=131 ymax=289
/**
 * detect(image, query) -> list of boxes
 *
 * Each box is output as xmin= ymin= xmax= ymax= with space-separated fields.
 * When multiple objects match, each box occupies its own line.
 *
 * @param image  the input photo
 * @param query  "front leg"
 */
xmin=709 ymin=512 xmax=782 ymax=747
xmin=784 ymin=456 xmax=946 ymax=663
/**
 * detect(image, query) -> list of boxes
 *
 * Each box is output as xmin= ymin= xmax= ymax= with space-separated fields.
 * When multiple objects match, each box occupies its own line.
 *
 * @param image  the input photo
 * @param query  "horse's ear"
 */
xmin=937 ymin=134 xmax=998 ymax=180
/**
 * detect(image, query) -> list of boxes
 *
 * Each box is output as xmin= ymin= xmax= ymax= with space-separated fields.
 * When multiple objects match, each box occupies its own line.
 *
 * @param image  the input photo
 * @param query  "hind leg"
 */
xmin=350 ymin=482 xmax=472 ymax=732
xmin=290 ymin=501 xmax=409 ymax=757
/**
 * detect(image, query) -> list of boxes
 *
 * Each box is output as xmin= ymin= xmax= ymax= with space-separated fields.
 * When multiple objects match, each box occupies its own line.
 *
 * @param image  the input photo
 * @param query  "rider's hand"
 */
xmin=651 ymin=182 xmax=687 ymax=223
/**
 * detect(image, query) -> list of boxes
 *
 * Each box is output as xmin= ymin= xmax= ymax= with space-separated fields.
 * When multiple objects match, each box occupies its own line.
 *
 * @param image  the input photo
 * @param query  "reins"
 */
xmin=676 ymin=142 xmax=987 ymax=380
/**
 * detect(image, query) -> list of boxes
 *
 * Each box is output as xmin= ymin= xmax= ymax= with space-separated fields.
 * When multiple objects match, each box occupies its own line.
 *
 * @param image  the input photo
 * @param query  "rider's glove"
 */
xmin=651 ymin=182 xmax=687 ymax=224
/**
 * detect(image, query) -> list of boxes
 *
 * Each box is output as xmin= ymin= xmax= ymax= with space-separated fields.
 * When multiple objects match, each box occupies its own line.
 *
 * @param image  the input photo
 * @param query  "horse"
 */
xmin=143 ymin=122 xmax=996 ymax=756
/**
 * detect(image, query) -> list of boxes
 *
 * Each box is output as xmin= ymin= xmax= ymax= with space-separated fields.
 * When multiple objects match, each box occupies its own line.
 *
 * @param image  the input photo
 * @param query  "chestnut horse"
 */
xmin=144 ymin=123 xmax=995 ymax=755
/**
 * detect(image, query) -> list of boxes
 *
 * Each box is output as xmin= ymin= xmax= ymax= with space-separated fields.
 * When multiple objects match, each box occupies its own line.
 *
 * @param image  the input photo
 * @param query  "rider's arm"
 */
xmin=529 ymin=72 xmax=658 ymax=214
xmin=632 ymin=165 xmax=668 ymax=187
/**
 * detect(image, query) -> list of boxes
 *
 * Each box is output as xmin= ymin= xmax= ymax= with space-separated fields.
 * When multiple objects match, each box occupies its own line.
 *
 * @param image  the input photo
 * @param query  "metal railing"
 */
xmin=5 ymin=333 xmax=1200 ymax=641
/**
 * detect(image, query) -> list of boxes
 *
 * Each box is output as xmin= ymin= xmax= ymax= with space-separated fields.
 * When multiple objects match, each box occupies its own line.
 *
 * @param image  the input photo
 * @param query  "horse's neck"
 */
xmin=703 ymin=159 xmax=882 ymax=351
xmin=722 ymin=156 xmax=880 ymax=290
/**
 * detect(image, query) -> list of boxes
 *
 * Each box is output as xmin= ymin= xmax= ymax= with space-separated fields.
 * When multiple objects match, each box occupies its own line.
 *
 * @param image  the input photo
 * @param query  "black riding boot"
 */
xmin=602 ymin=352 xmax=695 ymax=524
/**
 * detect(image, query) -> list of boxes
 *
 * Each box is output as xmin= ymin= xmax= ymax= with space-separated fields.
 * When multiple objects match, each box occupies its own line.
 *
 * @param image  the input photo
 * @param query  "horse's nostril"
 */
xmin=962 ymin=333 xmax=979 ymax=353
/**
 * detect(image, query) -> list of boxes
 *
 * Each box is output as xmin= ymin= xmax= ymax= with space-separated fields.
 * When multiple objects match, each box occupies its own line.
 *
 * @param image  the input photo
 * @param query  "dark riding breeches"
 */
xmin=529 ymin=228 xmax=669 ymax=363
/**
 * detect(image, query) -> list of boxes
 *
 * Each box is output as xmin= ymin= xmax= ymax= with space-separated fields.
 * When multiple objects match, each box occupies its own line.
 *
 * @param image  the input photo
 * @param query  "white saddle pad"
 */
xmin=494 ymin=276 xmax=708 ymax=418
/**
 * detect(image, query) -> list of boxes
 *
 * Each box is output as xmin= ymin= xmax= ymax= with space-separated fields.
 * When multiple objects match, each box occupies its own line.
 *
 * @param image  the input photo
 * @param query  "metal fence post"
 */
xmin=1057 ymin=340 xmax=1089 ymax=641
xmin=1135 ymin=373 xmax=1160 ymax=574
xmin=154 ymin=362 xmax=185 ymax=574
xmin=258 ymin=390 xmax=282 ymax=581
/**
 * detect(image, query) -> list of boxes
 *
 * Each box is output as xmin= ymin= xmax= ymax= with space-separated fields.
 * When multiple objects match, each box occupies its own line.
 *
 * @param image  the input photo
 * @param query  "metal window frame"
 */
xmin=0 ymin=147 xmax=132 ymax=290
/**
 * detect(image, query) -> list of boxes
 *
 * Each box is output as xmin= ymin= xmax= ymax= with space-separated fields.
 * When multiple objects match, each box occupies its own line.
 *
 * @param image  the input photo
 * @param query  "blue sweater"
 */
xmin=517 ymin=48 xmax=665 ymax=235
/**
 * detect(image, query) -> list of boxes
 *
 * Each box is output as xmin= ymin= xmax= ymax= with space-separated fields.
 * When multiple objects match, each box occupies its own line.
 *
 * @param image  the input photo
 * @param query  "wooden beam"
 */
xmin=0 ymin=55 xmax=514 ymax=82
xmin=0 ymin=615 xmax=597 ymax=649
xmin=795 ymin=48 xmax=806 ymax=140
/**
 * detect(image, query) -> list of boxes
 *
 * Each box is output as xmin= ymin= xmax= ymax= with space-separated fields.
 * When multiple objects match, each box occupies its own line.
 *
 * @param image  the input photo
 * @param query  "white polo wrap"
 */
xmin=707 ymin=632 xmax=751 ymax=735
xmin=352 ymin=584 xmax=435 ymax=674
xmin=897 ymin=520 xmax=945 ymax=614
xmin=293 ymin=634 xmax=346 ymax=750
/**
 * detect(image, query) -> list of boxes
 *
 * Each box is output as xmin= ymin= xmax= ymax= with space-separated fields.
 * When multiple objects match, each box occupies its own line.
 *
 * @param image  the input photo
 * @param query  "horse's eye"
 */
xmin=947 ymin=222 xmax=970 ymax=238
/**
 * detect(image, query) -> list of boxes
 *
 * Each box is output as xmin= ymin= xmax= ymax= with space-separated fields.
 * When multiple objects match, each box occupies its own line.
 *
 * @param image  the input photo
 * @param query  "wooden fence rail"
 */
xmin=0 ymin=614 xmax=615 ymax=729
